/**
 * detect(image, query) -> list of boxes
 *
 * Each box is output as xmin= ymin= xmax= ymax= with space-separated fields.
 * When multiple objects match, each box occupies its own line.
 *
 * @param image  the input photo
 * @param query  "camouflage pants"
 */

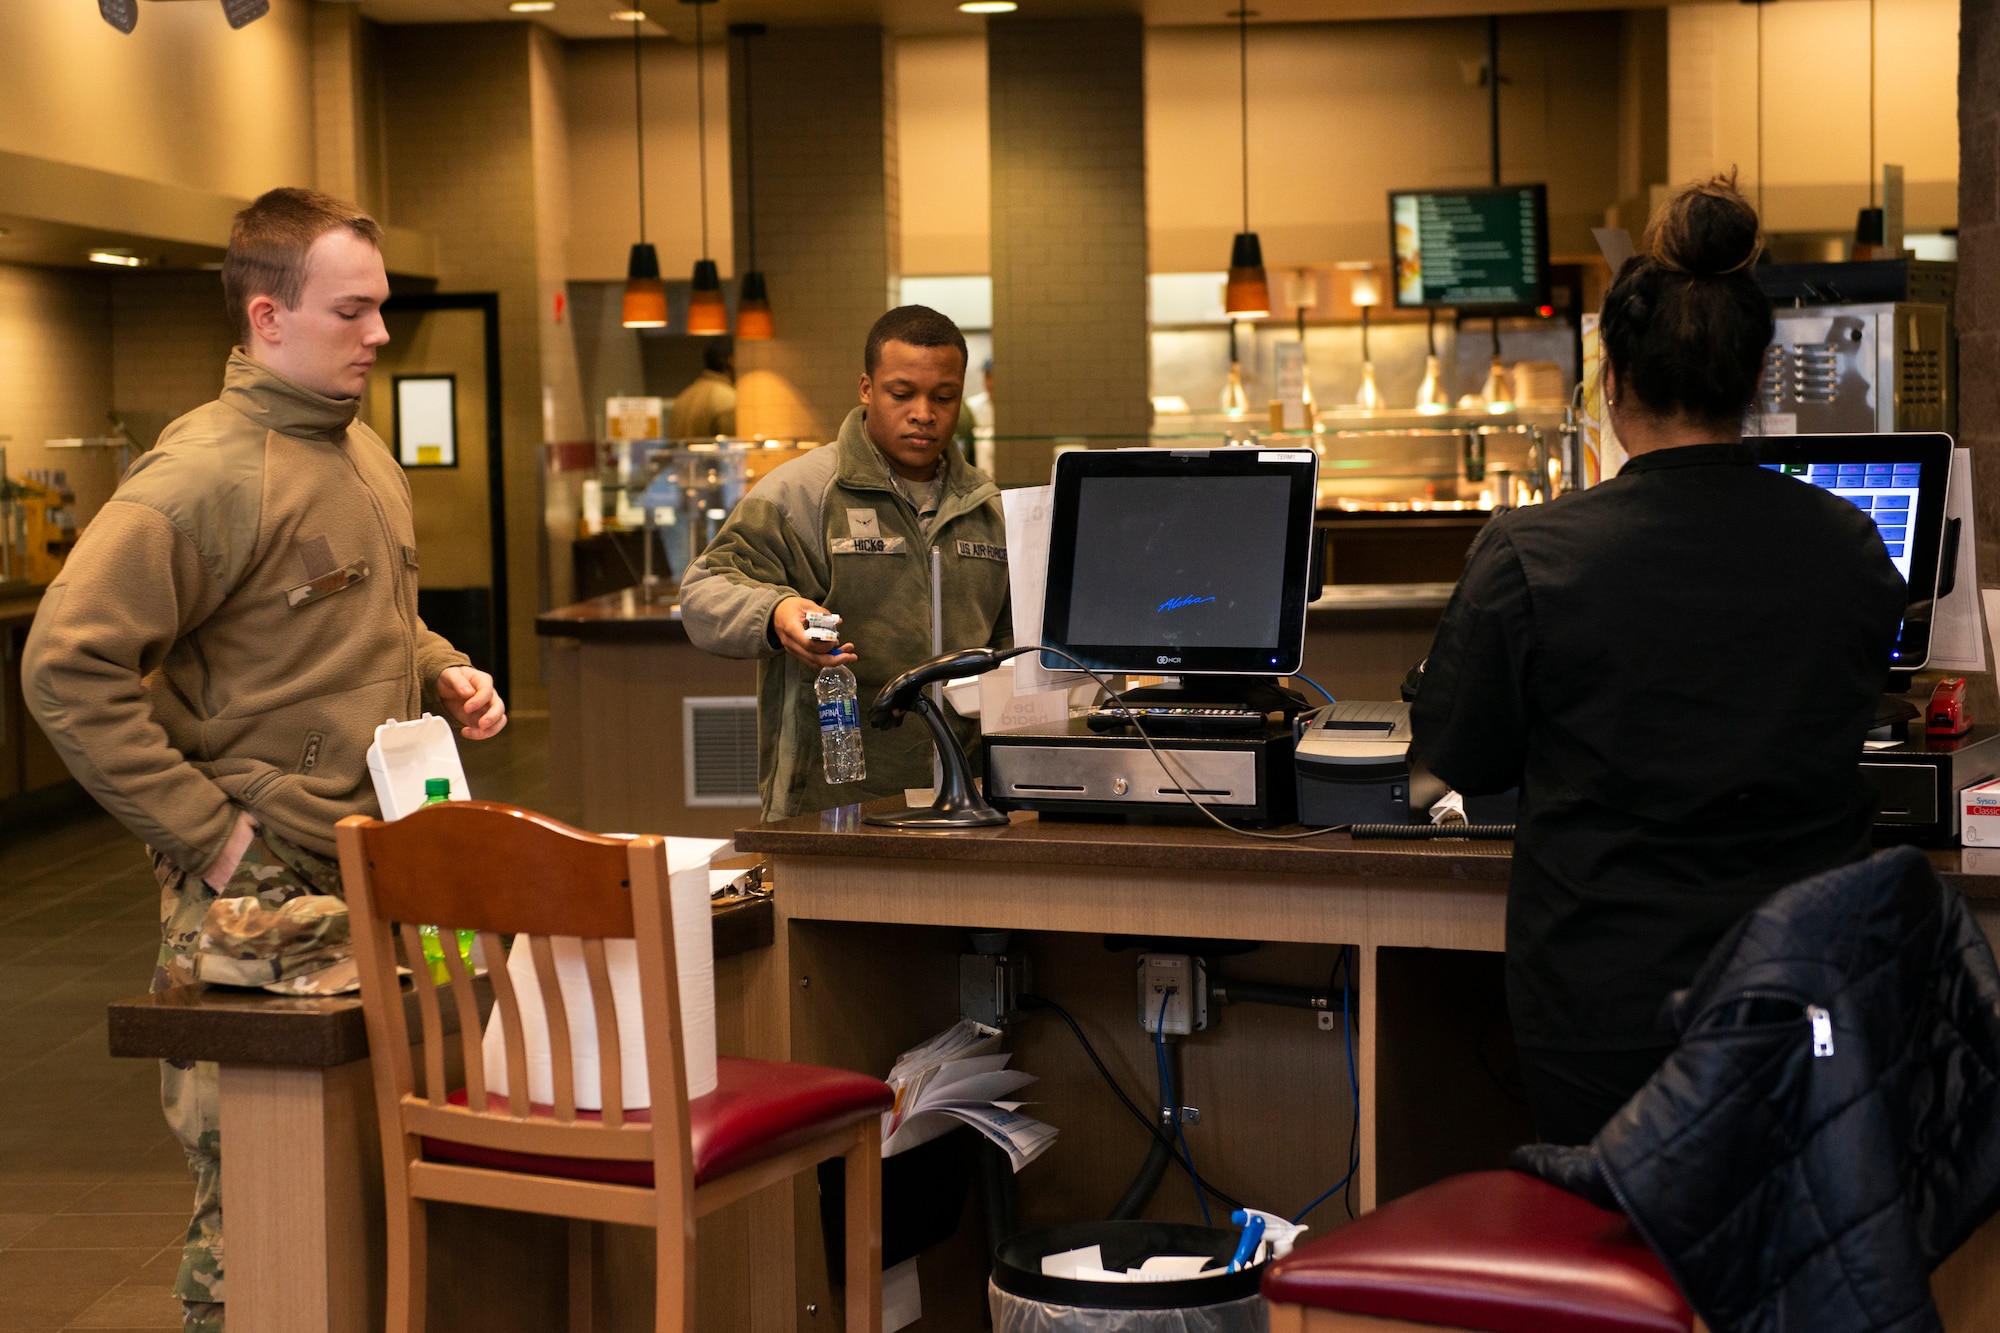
xmin=149 ymin=826 xmax=343 ymax=1333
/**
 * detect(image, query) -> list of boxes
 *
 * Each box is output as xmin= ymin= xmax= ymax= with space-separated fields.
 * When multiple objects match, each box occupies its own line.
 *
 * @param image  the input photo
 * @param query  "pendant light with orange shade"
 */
xmin=731 ymin=22 xmax=773 ymax=339
xmin=1223 ymin=5 xmax=1269 ymax=321
xmin=620 ymin=9 xmax=668 ymax=328
xmin=684 ymin=0 xmax=728 ymax=337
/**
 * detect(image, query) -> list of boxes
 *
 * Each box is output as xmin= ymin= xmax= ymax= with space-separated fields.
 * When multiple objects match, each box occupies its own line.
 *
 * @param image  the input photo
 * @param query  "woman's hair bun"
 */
xmin=1643 ymin=172 xmax=1763 ymax=278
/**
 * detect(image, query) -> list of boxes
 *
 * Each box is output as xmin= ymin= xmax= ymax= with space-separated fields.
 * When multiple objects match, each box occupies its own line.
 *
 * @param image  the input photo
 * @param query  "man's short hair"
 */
xmin=222 ymin=188 xmax=384 ymax=343
xmin=864 ymin=305 xmax=968 ymax=374
xmin=702 ymin=338 xmax=734 ymax=374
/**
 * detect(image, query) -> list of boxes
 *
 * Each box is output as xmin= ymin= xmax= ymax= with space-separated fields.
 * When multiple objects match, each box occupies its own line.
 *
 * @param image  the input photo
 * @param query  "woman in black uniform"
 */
xmin=1411 ymin=177 xmax=1908 ymax=1146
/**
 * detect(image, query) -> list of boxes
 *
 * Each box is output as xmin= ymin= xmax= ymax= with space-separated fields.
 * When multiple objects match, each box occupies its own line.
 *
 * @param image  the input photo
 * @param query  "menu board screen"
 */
xmin=1390 ymin=185 xmax=1548 ymax=310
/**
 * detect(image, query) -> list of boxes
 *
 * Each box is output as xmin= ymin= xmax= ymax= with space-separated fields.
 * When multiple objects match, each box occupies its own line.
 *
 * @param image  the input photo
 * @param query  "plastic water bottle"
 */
xmin=417 ymin=778 xmax=476 ymax=980
xmin=817 ymin=664 xmax=867 ymax=784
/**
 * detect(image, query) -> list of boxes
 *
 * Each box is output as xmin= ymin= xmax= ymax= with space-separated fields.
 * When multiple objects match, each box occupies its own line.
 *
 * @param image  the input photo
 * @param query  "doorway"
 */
xmin=363 ymin=292 xmax=509 ymax=703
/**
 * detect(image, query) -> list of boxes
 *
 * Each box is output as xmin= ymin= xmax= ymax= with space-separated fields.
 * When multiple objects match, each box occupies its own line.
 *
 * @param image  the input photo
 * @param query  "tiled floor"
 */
xmin=0 ymin=714 xmax=556 ymax=1331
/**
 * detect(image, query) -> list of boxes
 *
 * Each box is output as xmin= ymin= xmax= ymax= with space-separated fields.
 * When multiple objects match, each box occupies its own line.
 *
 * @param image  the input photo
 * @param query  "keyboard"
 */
xmin=1085 ymin=705 xmax=1268 ymax=736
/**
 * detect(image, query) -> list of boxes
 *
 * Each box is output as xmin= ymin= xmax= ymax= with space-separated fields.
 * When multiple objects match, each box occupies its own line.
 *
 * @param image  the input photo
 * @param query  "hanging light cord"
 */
xmin=632 ymin=10 xmax=646 ymax=243
xmin=1238 ymin=6 xmax=1250 ymax=235
xmin=1755 ymin=0 xmax=1764 ymax=218
xmin=1868 ymin=0 xmax=1877 ymax=209
xmin=742 ymin=26 xmax=756 ymax=271
xmin=696 ymin=0 xmax=711 ymax=259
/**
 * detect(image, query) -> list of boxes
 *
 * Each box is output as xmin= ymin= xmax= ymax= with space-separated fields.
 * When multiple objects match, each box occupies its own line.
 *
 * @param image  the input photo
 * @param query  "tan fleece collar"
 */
xmin=219 ymin=349 xmax=361 ymax=444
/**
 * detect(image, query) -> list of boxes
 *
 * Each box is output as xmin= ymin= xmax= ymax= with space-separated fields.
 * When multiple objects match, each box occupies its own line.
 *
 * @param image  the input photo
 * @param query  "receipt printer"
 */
xmin=1294 ymin=702 xmax=1421 ymax=826
xmin=1294 ymin=701 xmax=1518 ymax=827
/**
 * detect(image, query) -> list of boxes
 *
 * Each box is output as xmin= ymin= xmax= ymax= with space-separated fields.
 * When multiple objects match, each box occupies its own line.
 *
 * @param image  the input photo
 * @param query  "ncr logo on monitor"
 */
xmin=1157 ymin=655 xmax=1182 ymax=665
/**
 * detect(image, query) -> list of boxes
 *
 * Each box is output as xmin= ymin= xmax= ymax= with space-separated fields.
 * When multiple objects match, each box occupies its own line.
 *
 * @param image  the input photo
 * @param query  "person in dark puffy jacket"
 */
xmin=1411 ymin=176 xmax=1907 ymax=1145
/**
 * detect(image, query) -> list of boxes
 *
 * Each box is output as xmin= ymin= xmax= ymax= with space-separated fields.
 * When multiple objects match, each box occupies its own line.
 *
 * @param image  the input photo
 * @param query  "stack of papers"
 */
xmin=1040 ymin=1245 xmax=1224 ymax=1283
xmin=882 ymin=1021 xmax=1058 ymax=1172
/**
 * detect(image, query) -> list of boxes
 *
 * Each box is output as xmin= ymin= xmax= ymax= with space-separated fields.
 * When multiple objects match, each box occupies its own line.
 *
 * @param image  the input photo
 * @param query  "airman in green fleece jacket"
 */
xmin=680 ymin=307 xmax=1012 ymax=820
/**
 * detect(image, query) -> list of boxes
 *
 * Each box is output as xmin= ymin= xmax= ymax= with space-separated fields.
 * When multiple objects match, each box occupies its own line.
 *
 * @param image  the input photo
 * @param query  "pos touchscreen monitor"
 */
xmin=1752 ymin=432 xmax=1954 ymax=671
xmin=1038 ymin=447 xmax=1320 ymax=677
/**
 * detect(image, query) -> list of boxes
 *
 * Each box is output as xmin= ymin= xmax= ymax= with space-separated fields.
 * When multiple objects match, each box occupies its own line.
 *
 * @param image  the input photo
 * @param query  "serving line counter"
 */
xmin=733 ymin=806 xmax=2000 ymax=1332
xmin=537 ymin=582 xmax=1458 ymax=839
xmin=107 ymin=820 xmax=2000 ymax=1331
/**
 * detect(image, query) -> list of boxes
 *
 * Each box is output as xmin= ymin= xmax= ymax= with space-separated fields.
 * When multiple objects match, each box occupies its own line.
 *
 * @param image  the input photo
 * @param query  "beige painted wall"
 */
xmin=898 ymin=35 xmax=991 ymax=276
xmin=1148 ymin=15 xmax=1623 ymax=271
xmin=564 ymin=37 xmax=734 ymax=284
xmin=1668 ymin=0 xmax=1959 ymax=232
xmin=0 ymin=0 xmax=313 ymax=200
xmin=886 ymin=16 xmax=1628 ymax=277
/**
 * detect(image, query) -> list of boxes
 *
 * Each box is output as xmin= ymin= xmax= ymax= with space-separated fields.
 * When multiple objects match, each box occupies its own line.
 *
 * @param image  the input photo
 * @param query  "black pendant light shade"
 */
xmin=1225 ymin=232 xmax=1270 ymax=319
xmin=687 ymin=258 xmax=728 ymax=336
xmin=623 ymin=242 xmax=667 ymax=328
xmin=736 ymin=269 xmax=774 ymax=340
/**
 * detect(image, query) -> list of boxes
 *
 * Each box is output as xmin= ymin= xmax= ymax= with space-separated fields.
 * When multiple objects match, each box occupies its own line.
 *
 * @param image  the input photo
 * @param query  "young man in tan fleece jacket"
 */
xmin=22 ymin=188 xmax=505 ymax=1333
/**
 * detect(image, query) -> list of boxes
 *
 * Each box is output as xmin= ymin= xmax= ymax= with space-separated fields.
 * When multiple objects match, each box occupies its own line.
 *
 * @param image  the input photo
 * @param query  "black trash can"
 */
xmin=990 ymin=1221 xmax=1267 ymax=1333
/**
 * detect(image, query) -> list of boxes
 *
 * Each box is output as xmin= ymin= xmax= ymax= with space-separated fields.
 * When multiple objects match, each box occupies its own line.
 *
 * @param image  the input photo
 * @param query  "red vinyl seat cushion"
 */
xmin=1260 ymin=1170 xmax=1692 ymax=1333
xmin=421 ymin=1057 xmax=892 ymax=1188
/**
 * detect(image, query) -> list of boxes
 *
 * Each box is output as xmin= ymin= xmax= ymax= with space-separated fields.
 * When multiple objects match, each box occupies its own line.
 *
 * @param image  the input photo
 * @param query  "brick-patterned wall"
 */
xmin=0 ymin=265 xmax=116 ymax=522
xmin=377 ymin=23 xmax=560 ymax=707
xmin=108 ymin=272 xmax=236 ymax=454
xmin=988 ymin=16 xmax=1150 ymax=457
xmin=1963 ymin=0 xmax=2000 ymax=576
xmin=729 ymin=27 xmax=899 ymax=441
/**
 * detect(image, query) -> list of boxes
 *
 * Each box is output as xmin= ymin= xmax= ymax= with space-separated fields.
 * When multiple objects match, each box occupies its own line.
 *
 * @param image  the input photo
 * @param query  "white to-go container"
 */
xmin=366 ymin=714 xmax=471 ymax=820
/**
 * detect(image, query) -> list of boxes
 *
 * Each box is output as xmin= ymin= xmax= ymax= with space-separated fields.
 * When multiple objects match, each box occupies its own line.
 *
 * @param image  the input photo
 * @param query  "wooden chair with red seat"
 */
xmin=335 ymin=800 xmax=894 ymax=1333
xmin=1262 ymin=1171 xmax=1705 ymax=1333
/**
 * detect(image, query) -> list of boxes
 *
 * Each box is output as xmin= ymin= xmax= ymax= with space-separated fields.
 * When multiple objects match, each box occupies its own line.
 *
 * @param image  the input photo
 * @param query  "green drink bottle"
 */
xmin=417 ymin=779 xmax=476 ymax=980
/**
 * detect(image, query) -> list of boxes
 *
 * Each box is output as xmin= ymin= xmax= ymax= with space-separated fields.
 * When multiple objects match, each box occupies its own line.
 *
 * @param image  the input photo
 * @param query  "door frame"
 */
xmin=380 ymin=291 xmax=509 ymax=703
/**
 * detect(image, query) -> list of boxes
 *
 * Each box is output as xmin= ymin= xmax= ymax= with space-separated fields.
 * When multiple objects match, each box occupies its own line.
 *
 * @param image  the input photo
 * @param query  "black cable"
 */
xmin=1349 ymin=823 xmax=1514 ymax=841
xmin=1238 ymin=4 xmax=1250 ymax=236
xmin=1020 ymin=994 xmax=1246 ymax=1213
xmin=631 ymin=10 xmax=646 ymax=243
xmin=741 ymin=25 xmax=756 ymax=271
xmin=1024 ymin=644 xmax=1349 ymax=842
xmin=694 ymin=0 xmax=710 ymax=259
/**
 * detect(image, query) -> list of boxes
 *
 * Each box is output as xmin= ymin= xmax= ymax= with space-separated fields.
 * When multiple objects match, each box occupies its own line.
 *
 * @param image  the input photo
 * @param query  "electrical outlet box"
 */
xmin=1137 ymin=954 xmax=1209 ymax=1034
xmin=960 ymin=952 xmax=1030 ymax=1027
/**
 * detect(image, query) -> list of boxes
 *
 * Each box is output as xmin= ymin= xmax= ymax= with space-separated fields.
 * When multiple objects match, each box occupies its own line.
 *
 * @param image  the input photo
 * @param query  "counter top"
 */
xmin=108 ymin=894 xmax=773 ymax=1068
xmin=537 ymin=582 xmax=1452 ymax=645
xmin=536 ymin=586 xmax=687 ymax=642
xmin=738 ymin=801 xmax=2000 ymax=901
xmin=738 ymin=800 xmax=1514 ymax=882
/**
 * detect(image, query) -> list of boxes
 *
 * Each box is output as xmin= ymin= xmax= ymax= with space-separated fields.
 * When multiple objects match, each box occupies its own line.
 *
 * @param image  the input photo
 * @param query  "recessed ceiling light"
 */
xmin=609 ymin=8 xmax=647 ymax=19
xmin=510 ymin=1 xmax=555 ymax=10
xmin=959 ymin=1 xmax=1018 ymax=10
xmin=88 ymin=249 xmax=145 ymax=268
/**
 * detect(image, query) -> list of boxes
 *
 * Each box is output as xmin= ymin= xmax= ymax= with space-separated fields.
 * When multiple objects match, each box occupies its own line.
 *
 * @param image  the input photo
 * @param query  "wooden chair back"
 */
xmin=335 ymin=801 xmax=694 ymax=1198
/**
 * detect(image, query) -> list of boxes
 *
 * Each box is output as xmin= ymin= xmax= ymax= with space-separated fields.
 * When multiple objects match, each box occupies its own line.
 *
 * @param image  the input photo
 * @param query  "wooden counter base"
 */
xmin=738 ymin=801 xmax=2000 ymax=1333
